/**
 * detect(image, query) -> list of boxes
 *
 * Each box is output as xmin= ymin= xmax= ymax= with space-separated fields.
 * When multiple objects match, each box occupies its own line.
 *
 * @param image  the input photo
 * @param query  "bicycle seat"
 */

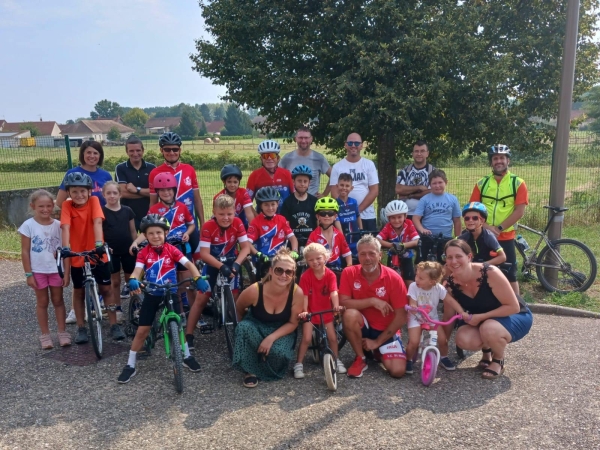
xmin=544 ymin=205 xmax=568 ymax=213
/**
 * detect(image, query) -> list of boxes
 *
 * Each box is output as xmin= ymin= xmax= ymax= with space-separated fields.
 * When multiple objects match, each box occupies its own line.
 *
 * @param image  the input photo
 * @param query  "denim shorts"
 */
xmin=491 ymin=307 xmax=533 ymax=343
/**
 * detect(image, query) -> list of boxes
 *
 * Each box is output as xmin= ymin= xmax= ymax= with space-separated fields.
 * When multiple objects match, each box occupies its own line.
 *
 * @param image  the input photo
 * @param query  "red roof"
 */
xmin=206 ymin=121 xmax=225 ymax=133
xmin=144 ymin=117 xmax=181 ymax=129
xmin=3 ymin=121 xmax=59 ymax=136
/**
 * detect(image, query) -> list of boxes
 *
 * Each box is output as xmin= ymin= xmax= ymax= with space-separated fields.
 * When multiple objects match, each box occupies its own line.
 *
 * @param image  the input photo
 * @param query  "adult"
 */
xmin=329 ymin=133 xmax=379 ymax=231
xmin=232 ymin=249 xmax=304 ymax=388
xmin=339 ymin=235 xmax=408 ymax=378
xmin=443 ymin=240 xmax=533 ymax=379
xmin=56 ymin=140 xmax=112 ymax=208
xmin=148 ymin=132 xmax=205 ymax=260
xmin=470 ymin=145 xmax=528 ymax=295
xmin=395 ymin=140 xmax=435 ymax=219
xmin=279 ymin=126 xmax=332 ymax=197
xmin=115 ymin=136 xmax=156 ymax=231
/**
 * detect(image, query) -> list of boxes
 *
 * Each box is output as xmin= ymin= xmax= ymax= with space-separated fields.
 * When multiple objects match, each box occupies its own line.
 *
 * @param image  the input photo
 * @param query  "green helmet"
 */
xmin=314 ymin=197 xmax=339 ymax=213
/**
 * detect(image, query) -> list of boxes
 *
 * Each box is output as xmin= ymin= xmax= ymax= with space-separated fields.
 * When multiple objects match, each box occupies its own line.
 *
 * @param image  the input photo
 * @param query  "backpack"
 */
xmin=479 ymin=174 xmax=518 ymax=203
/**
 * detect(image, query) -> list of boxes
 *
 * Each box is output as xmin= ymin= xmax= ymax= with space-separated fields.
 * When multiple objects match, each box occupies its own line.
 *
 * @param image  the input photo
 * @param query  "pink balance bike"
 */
xmin=404 ymin=305 xmax=470 ymax=386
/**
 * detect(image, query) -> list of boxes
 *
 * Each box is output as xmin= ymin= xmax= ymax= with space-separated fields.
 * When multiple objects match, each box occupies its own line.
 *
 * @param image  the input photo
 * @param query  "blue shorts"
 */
xmin=491 ymin=308 xmax=533 ymax=343
xmin=361 ymin=317 xmax=406 ymax=361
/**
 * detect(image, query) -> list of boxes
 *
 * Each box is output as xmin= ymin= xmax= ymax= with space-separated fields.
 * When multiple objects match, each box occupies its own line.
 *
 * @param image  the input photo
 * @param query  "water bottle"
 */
xmin=516 ymin=235 xmax=530 ymax=252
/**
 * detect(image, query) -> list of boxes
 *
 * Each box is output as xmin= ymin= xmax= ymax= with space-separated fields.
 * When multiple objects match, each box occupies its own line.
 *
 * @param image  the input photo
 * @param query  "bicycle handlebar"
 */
xmin=55 ymin=245 xmax=110 ymax=279
xmin=301 ymin=308 xmax=345 ymax=322
xmin=404 ymin=305 xmax=470 ymax=326
xmin=140 ymin=276 xmax=209 ymax=292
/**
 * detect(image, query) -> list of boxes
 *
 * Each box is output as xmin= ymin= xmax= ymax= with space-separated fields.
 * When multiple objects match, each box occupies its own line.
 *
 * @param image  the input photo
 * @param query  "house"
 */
xmin=206 ymin=120 xmax=225 ymax=135
xmin=2 ymin=121 xmax=62 ymax=137
xmin=0 ymin=130 xmax=32 ymax=148
xmin=144 ymin=117 xmax=181 ymax=134
xmin=59 ymin=120 xmax=135 ymax=141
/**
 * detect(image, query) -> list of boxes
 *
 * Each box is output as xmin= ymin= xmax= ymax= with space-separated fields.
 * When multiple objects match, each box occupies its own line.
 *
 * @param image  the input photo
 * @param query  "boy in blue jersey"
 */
xmin=335 ymin=173 xmax=362 ymax=257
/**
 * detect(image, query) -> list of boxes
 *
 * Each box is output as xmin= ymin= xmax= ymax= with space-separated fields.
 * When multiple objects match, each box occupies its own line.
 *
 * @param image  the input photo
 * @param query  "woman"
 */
xmin=443 ymin=240 xmax=533 ymax=379
xmin=233 ymin=248 xmax=304 ymax=388
xmin=56 ymin=140 xmax=113 ymax=208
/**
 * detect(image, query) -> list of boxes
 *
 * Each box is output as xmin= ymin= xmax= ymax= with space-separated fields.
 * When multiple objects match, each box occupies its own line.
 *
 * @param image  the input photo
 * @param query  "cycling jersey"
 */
xmin=280 ymin=193 xmax=318 ymax=247
xmin=148 ymin=201 xmax=194 ymax=240
xmin=200 ymin=217 xmax=248 ymax=259
xmin=247 ymin=213 xmax=294 ymax=256
xmin=246 ymin=167 xmax=294 ymax=208
xmin=213 ymin=188 xmax=253 ymax=229
xmin=336 ymin=197 xmax=360 ymax=254
xmin=149 ymin=162 xmax=199 ymax=220
xmin=377 ymin=220 xmax=419 ymax=261
xmin=307 ymin=227 xmax=351 ymax=267
xmin=458 ymin=229 xmax=503 ymax=262
xmin=135 ymin=243 xmax=188 ymax=294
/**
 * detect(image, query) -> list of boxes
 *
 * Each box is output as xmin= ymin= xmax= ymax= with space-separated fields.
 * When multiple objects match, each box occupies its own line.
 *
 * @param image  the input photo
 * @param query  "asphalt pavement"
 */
xmin=0 ymin=259 xmax=598 ymax=449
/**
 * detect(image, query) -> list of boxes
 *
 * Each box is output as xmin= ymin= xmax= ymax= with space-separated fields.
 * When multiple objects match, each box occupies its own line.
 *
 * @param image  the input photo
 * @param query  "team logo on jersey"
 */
xmin=184 ymin=198 xmax=192 ymax=206
xmin=354 ymin=281 xmax=361 ymax=290
xmin=375 ymin=286 xmax=386 ymax=298
xmin=278 ymin=230 xmax=284 ymax=239
xmin=262 ymin=225 xmax=269 ymax=231
xmin=321 ymin=285 xmax=330 ymax=296
xmin=184 ymin=176 xmax=192 ymax=186
xmin=178 ymin=213 xmax=184 ymax=222
xmin=158 ymin=208 xmax=166 ymax=213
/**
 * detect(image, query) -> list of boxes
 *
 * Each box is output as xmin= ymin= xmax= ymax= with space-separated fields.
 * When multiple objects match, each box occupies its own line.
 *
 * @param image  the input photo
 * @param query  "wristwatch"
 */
xmin=497 ymin=225 xmax=504 ymax=231
xmin=136 ymin=186 xmax=141 ymax=194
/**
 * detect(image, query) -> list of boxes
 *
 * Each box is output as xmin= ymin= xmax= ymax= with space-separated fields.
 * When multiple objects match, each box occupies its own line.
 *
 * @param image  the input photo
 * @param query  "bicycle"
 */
xmin=417 ymin=232 xmax=448 ymax=263
xmin=56 ymin=245 xmax=112 ymax=359
xmin=514 ymin=206 xmax=597 ymax=293
xmin=405 ymin=305 xmax=468 ymax=386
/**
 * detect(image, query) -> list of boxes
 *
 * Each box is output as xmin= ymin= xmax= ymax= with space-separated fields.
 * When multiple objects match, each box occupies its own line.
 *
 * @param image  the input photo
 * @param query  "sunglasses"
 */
xmin=346 ymin=141 xmax=362 ymax=147
xmin=261 ymin=153 xmax=278 ymax=160
xmin=463 ymin=215 xmax=480 ymax=222
xmin=162 ymin=147 xmax=180 ymax=153
xmin=273 ymin=267 xmax=295 ymax=277
xmin=317 ymin=211 xmax=336 ymax=217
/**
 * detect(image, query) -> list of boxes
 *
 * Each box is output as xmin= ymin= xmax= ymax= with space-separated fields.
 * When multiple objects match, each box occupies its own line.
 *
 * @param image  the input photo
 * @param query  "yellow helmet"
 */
xmin=314 ymin=197 xmax=339 ymax=213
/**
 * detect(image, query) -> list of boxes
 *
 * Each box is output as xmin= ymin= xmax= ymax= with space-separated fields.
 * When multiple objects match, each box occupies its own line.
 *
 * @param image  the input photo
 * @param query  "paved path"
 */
xmin=0 ymin=260 xmax=598 ymax=449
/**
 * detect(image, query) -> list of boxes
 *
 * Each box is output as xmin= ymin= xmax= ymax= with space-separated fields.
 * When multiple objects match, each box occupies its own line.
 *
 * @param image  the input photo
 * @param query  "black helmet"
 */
xmin=255 ymin=186 xmax=281 ymax=204
xmin=140 ymin=214 xmax=170 ymax=233
xmin=159 ymin=132 xmax=182 ymax=148
xmin=63 ymin=172 xmax=92 ymax=189
xmin=488 ymin=144 xmax=511 ymax=161
xmin=220 ymin=164 xmax=243 ymax=181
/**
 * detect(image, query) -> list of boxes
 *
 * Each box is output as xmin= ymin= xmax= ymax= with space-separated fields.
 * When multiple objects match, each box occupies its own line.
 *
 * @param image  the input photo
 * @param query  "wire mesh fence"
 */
xmin=1 ymin=132 xmax=599 ymax=227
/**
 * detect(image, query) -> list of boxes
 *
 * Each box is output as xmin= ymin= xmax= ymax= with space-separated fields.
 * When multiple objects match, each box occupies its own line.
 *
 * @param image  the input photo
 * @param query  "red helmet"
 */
xmin=154 ymin=173 xmax=177 ymax=190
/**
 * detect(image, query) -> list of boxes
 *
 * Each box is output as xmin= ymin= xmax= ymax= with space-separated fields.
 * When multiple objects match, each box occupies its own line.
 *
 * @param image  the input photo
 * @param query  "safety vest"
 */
xmin=477 ymin=170 xmax=523 ymax=232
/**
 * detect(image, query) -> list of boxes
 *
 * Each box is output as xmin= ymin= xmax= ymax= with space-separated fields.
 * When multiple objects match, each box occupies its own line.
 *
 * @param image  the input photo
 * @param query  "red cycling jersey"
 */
xmin=149 ymin=162 xmax=199 ymax=219
xmin=246 ymin=167 xmax=294 ymax=207
xmin=307 ymin=227 xmax=352 ymax=267
xmin=135 ymin=243 xmax=188 ymax=294
xmin=200 ymin=217 xmax=248 ymax=259
xmin=148 ymin=201 xmax=194 ymax=240
xmin=247 ymin=213 xmax=294 ymax=256
xmin=213 ymin=188 xmax=253 ymax=228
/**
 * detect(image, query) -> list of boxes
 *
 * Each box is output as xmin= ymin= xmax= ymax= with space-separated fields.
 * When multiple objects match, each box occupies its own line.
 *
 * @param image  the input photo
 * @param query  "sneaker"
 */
xmin=293 ymin=363 xmax=305 ymax=379
xmin=65 ymin=309 xmax=77 ymax=324
xmin=39 ymin=334 xmax=54 ymax=350
xmin=57 ymin=331 xmax=72 ymax=347
xmin=196 ymin=317 xmax=207 ymax=329
xmin=186 ymin=334 xmax=195 ymax=351
xmin=347 ymin=356 xmax=368 ymax=378
xmin=183 ymin=356 xmax=201 ymax=372
xmin=111 ymin=324 xmax=126 ymax=341
xmin=120 ymin=285 xmax=129 ymax=299
xmin=117 ymin=365 xmax=137 ymax=384
xmin=336 ymin=359 xmax=347 ymax=374
xmin=116 ymin=311 xmax=124 ymax=324
xmin=440 ymin=356 xmax=456 ymax=371
xmin=74 ymin=327 xmax=88 ymax=344
xmin=405 ymin=360 xmax=414 ymax=374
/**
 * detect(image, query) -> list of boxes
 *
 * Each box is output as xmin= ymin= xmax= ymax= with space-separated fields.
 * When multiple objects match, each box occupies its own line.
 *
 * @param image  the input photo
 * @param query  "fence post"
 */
xmin=64 ymin=135 xmax=73 ymax=169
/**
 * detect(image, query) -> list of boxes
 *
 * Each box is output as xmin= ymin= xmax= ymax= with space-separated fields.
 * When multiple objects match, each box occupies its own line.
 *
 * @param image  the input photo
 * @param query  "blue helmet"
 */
xmin=462 ymin=202 xmax=488 ymax=221
xmin=291 ymin=165 xmax=313 ymax=180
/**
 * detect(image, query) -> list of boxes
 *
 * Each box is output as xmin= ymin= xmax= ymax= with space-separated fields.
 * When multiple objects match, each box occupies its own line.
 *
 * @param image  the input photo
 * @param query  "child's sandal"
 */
xmin=478 ymin=348 xmax=492 ymax=369
xmin=482 ymin=358 xmax=504 ymax=379
xmin=57 ymin=331 xmax=72 ymax=347
xmin=39 ymin=334 xmax=54 ymax=350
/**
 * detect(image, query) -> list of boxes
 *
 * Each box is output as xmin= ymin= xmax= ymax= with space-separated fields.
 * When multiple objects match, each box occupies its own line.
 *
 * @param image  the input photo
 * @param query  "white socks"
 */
xmin=128 ymin=350 xmax=137 ymax=368
xmin=184 ymin=343 xmax=191 ymax=358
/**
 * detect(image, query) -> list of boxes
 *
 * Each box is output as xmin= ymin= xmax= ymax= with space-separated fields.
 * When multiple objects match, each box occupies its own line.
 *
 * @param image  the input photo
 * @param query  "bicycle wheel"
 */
xmin=85 ymin=282 xmax=103 ymax=359
xmin=323 ymin=352 xmax=337 ymax=391
xmin=421 ymin=349 xmax=438 ymax=386
xmin=536 ymin=238 xmax=597 ymax=293
xmin=213 ymin=292 xmax=223 ymax=329
xmin=224 ymin=287 xmax=238 ymax=359
xmin=168 ymin=320 xmax=184 ymax=394
xmin=125 ymin=294 xmax=143 ymax=337
xmin=311 ymin=329 xmax=320 ymax=364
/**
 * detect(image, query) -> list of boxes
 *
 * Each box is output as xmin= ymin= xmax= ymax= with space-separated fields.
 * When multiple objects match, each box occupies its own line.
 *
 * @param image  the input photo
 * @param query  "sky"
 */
xmin=0 ymin=0 xmax=227 ymax=123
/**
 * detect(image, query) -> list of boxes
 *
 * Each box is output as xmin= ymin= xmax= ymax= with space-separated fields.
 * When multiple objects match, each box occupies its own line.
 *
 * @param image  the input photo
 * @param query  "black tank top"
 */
xmin=447 ymin=263 xmax=527 ymax=314
xmin=250 ymin=281 xmax=296 ymax=323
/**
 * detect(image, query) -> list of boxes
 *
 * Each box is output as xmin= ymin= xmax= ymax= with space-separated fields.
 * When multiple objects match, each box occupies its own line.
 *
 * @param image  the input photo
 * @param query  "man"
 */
xmin=149 ymin=132 xmax=205 ymax=261
xmin=115 ymin=136 xmax=156 ymax=231
xmin=395 ymin=140 xmax=435 ymax=219
xmin=279 ymin=126 xmax=332 ymax=197
xmin=329 ymin=133 xmax=379 ymax=231
xmin=470 ymin=144 xmax=528 ymax=295
xmin=339 ymin=235 xmax=408 ymax=378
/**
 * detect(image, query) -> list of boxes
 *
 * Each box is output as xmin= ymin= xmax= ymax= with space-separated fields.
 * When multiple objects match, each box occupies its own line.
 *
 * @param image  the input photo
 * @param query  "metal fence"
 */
xmin=1 ymin=132 xmax=599 ymax=227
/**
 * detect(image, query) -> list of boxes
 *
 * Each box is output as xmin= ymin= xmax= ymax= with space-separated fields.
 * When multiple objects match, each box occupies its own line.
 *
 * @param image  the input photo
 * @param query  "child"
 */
xmin=184 ymin=195 xmax=251 ymax=347
xmin=307 ymin=197 xmax=352 ymax=271
xmin=405 ymin=261 xmax=455 ymax=373
xmin=60 ymin=172 xmax=125 ymax=343
xmin=248 ymin=187 xmax=299 ymax=278
xmin=280 ymin=165 xmax=318 ymax=248
xmin=214 ymin=164 xmax=255 ymax=229
xmin=377 ymin=200 xmax=420 ymax=285
xmin=19 ymin=189 xmax=70 ymax=349
xmin=101 ymin=181 xmax=137 ymax=323
xmin=294 ymin=243 xmax=346 ymax=378
xmin=412 ymin=169 xmax=462 ymax=264
xmin=458 ymin=202 xmax=506 ymax=265
xmin=335 ymin=173 xmax=362 ymax=257
xmin=117 ymin=214 xmax=209 ymax=384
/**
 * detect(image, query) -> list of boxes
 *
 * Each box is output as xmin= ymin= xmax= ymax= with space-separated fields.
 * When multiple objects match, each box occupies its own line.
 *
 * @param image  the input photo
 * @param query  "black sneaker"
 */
xmin=439 ymin=356 xmax=456 ymax=371
xmin=117 ymin=365 xmax=137 ymax=383
xmin=74 ymin=327 xmax=88 ymax=344
xmin=183 ymin=356 xmax=201 ymax=372
xmin=111 ymin=324 xmax=126 ymax=341
xmin=186 ymin=334 xmax=195 ymax=351
xmin=405 ymin=360 xmax=414 ymax=374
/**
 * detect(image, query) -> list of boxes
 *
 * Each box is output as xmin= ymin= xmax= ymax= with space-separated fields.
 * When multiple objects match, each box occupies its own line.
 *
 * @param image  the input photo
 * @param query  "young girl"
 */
xmin=405 ymin=261 xmax=455 ymax=373
xmin=102 ymin=181 xmax=137 ymax=326
xmin=294 ymin=243 xmax=346 ymax=379
xmin=19 ymin=189 xmax=70 ymax=349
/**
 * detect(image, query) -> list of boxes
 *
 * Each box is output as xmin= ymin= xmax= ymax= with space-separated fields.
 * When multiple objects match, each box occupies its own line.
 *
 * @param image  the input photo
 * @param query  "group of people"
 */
xmin=19 ymin=127 xmax=533 ymax=388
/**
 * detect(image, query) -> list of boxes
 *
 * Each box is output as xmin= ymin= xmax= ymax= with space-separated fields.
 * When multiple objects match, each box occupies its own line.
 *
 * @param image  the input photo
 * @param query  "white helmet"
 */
xmin=257 ymin=140 xmax=281 ymax=154
xmin=384 ymin=200 xmax=409 ymax=218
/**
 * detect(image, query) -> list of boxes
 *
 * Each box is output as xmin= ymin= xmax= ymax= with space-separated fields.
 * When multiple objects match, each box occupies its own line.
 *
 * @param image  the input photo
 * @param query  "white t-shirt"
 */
xmin=330 ymin=157 xmax=379 ymax=220
xmin=18 ymin=218 xmax=62 ymax=274
xmin=406 ymin=282 xmax=447 ymax=328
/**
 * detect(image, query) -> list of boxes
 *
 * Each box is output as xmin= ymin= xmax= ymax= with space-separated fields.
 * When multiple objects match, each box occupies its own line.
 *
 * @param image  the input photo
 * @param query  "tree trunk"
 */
xmin=376 ymin=132 xmax=396 ymax=226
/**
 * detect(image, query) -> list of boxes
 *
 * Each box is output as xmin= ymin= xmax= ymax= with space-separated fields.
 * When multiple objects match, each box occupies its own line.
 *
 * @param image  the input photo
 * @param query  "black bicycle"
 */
xmin=418 ymin=232 xmax=448 ymax=263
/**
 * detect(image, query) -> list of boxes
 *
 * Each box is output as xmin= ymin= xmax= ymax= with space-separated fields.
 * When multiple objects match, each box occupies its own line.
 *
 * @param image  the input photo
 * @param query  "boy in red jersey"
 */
xmin=214 ymin=164 xmax=255 ymax=229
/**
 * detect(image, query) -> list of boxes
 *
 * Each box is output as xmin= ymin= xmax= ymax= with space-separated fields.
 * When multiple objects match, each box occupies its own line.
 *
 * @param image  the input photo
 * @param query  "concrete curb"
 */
xmin=527 ymin=303 xmax=600 ymax=319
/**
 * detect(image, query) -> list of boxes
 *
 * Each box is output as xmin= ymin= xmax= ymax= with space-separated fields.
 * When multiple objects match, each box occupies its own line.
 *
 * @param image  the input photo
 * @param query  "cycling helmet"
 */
xmin=153 ymin=172 xmax=177 ymax=190
xmin=314 ymin=197 xmax=339 ymax=213
xmin=257 ymin=140 xmax=281 ymax=154
xmin=291 ymin=165 xmax=313 ymax=180
xmin=140 ymin=214 xmax=170 ymax=233
xmin=159 ymin=132 xmax=182 ymax=148
xmin=255 ymin=186 xmax=281 ymax=204
xmin=488 ymin=144 xmax=511 ymax=160
xmin=220 ymin=164 xmax=243 ymax=181
xmin=63 ymin=172 xmax=92 ymax=189
xmin=384 ymin=200 xmax=409 ymax=218
xmin=462 ymin=202 xmax=488 ymax=221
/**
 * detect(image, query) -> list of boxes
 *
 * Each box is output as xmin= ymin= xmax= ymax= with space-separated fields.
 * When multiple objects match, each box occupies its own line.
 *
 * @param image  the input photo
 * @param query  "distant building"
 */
xmin=59 ymin=120 xmax=135 ymax=141
xmin=1 ymin=121 xmax=62 ymax=137
xmin=144 ymin=117 xmax=182 ymax=134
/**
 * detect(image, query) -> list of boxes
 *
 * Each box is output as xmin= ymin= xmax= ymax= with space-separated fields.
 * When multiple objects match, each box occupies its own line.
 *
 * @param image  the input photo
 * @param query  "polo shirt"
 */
xmin=115 ymin=159 xmax=156 ymax=222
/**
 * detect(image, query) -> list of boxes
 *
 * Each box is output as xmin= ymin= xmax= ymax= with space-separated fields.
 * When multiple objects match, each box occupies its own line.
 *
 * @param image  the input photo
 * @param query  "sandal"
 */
xmin=39 ymin=334 xmax=54 ymax=350
xmin=57 ymin=331 xmax=72 ymax=347
xmin=243 ymin=374 xmax=258 ymax=388
xmin=482 ymin=358 xmax=504 ymax=379
xmin=478 ymin=348 xmax=492 ymax=369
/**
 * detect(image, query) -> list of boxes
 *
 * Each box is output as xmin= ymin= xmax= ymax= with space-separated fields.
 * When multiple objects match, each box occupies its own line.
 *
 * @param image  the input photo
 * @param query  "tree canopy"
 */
xmin=123 ymin=107 xmax=149 ymax=130
xmin=19 ymin=124 xmax=39 ymax=137
xmin=583 ymin=85 xmax=600 ymax=132
xmin=176 ymin=107 xmax=199 ymax=137
xmin=191 ymin=0 xmax=600 ymax=206
xmin=222 ymin=104 xmax=253 ymax=136
xmin=107 ymin=127 xmax=121 ymax=141
xmin=199 ymin=103 xmax=213 ymax=122
xmin=91 ymin=99 xmax=124 ymax=119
